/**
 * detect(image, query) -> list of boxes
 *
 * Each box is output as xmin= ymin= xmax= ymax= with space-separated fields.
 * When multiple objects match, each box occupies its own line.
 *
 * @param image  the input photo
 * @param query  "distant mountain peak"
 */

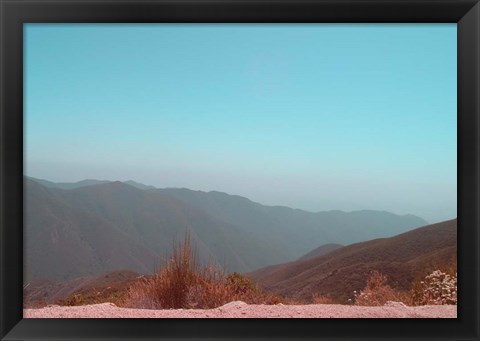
xmin=27 ymin=176 xmax=159 ymax=192
xmin=123 ymin=180 xmax=157 ymax=190
xmin=88 ymin=180 xmax=143 ymax=193
xmin=27 ymin=177 xmax=112 ymax=190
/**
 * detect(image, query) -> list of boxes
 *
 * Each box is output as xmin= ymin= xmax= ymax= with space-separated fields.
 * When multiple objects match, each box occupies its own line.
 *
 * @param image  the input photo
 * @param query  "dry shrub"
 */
xmin=312 ymin=293 xmax=335 ymax=304
xmin=122 ymin=277 xmax=160 ymax=309
xmin=354 ymin=268 xmax=458 ymax=307
xmin=354 ymin=271 xmax=410 ymax=306
xmin=62 ymin=293 xmax=86 ymax=306
xmin=123 ymin=232 xmax=285 ymax=309
xmin=411 ymin=270 xmax=457 ymax=305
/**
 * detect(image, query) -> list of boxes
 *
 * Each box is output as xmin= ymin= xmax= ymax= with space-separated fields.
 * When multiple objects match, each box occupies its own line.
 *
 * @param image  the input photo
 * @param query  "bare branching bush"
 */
xmin=354 ymin=271 xmax=410 ymax=306
xmin=412 ymin=270 xmax=457 ymax=305
xmin=123 ymin=232 xmax=285 ymax=309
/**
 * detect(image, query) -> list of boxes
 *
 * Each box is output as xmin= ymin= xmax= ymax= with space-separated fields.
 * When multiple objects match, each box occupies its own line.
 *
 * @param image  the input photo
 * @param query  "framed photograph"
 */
xmin=1 ymin=0 xmax=479 ymax=340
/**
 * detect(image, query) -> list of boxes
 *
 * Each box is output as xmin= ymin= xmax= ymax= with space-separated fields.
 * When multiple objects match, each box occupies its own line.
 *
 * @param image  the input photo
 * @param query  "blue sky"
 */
xmin=24 ymin=24 xmax=457 ymax=223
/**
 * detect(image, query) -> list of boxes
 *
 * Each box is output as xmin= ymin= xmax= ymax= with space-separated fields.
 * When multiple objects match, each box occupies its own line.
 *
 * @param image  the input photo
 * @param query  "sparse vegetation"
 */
xmin=57 ymin=286 xmax=131 ymax=307
xmin=123 ymin=232 xmax=285 ymax=309
xmin=412 ymin=270 xmax=457 ymax=305
xmin=64 ymin=293 xmax=86 ymax=306
xmin=354 ymin=267 xmax=457 ymax=306
xmin=312 ymin=293 xmax=336 ymax=304
xmin=354 ymin=271 xmax=411 ymax=306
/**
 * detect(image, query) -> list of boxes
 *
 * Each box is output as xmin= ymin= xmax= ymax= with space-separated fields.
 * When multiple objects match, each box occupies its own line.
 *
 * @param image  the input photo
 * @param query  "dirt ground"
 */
xmin=24 ymin=301 xmax=457 ymax=318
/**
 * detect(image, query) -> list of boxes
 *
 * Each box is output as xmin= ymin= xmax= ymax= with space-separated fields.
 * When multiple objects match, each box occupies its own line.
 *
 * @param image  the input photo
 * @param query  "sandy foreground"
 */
xmin=24 ymin=301 xmax=457 ymax=318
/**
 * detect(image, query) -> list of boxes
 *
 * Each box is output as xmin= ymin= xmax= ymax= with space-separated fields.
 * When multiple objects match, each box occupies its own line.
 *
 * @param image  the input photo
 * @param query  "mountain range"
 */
xmin=24 ymin=176 xmax=428 ymax=281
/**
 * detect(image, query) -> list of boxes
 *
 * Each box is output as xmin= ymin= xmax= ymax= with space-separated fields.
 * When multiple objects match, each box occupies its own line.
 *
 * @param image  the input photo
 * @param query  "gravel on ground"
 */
xmin=24 ymin=301 xmax=457 ymax=318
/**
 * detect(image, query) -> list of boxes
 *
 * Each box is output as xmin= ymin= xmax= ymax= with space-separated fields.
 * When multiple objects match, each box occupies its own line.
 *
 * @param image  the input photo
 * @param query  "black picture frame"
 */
xmin=1 ymin=0 xmax=479 ymax=340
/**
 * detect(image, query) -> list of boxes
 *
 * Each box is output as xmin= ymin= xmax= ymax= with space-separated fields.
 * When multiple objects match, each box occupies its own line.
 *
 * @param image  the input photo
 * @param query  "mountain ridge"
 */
xmin=25 ymin=177 xmax=430 ymax=282
xmin=26 ymin=177 xmax=429 ymax=220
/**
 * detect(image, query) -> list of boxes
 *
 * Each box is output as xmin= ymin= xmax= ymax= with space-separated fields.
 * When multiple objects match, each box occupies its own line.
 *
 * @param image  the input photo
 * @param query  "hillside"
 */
xmin=298 ymin=244 xmax=343 ymax=261
xmin=24 ymin=270 xmax=142 ymax=307
xmin=25 ymin=177 xmax=429 ymax=281
xmin=250 ymin=219 xmax=457 ymax=303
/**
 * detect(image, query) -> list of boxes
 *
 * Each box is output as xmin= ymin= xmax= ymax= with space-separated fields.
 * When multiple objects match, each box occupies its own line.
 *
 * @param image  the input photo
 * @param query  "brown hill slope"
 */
xmin=24 ymin=270 xmax=142 ymax=307
xmin=298 ymin=243 xmax=343 ymax=261
xmin=250 ymin=219 xmax=456 ymax=303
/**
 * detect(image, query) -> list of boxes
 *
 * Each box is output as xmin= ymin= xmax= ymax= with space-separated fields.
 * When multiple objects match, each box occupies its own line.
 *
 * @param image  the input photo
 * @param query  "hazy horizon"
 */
xmin=25 ymin=24 xmax=457 ymax=224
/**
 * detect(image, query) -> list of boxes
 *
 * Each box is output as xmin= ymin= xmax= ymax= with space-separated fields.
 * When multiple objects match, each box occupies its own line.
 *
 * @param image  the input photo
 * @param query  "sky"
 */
xmin=24 ymin=24 xmax=457 ymax=223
